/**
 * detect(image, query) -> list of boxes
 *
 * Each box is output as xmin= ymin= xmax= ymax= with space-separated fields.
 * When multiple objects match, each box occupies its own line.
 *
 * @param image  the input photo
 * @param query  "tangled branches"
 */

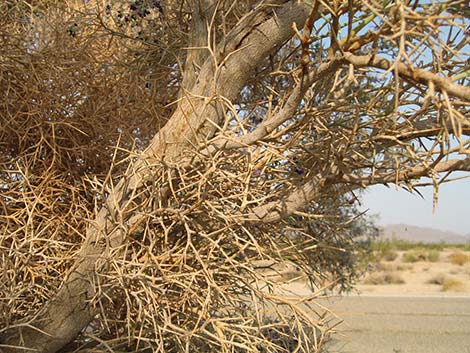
xmin=1 ymin=0 xmax=469 ymax=352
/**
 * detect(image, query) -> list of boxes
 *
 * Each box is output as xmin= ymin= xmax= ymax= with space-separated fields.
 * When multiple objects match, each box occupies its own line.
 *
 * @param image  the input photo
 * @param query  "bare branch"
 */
xmin=345 ymin=53 xmax=470 ymax=102
xmin=240 ymin=174 xmax=327 ymax=223
xmin=339 ymin=158 xmax=470 ymax=186
xmin=204 ymin=56 xmax=345 ymax=153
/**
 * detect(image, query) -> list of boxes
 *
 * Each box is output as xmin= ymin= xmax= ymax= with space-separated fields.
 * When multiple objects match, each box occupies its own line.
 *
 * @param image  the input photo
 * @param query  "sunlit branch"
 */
xmin=339 ymin=158 xmax=470 ymax=187
xmin=239 ymin=174 xmax=327 ymax=223
xmin=203 ymin=56 xmax=345 ymax=154
xmin=345 ymin=53 xmax=470 ymax=102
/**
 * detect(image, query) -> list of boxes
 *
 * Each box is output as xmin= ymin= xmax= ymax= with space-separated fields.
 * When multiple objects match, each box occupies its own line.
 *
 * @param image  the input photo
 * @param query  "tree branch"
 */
xmin=338 ymin=158 xmax=470 ymax=187
xmin=239 ymin=174 xmax=327 ymax=223
xmin=344 ymin=53 xmax=470 ymax=102
xmin=180 ymin=0 xmax=217 ymax=92
xmin=0 ymin=2 xmax=316 ymax=352
xmin=203 ymin=55 xmax=345 ymax=153
xmin=369 ymin=116 xmax=470 ymax=145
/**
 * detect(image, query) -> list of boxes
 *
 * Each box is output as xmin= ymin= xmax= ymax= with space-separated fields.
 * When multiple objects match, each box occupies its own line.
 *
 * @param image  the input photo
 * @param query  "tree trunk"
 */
xmin=0 ymin=2 xmax=313 ymax=352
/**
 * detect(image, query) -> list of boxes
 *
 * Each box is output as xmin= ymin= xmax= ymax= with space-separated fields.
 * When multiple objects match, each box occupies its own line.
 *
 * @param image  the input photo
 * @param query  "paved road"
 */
xmin=322 ymin=295 xmax=470 ymax=353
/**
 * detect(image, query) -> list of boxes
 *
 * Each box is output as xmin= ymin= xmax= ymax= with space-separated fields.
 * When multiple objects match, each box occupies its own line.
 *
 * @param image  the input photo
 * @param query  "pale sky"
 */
xmin=360 ymin=177 xmax=470 ymax=236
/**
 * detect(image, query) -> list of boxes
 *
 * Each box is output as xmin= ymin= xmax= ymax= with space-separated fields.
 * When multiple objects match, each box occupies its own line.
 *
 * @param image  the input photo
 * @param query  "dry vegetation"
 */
xmin=363 ymin=272 xmax=405 ymax=285
xmin=441 ymin=278 xmax=466 ymax=292
xmin=360 ymin=240 xmax=470 ymax=294
xmin=426 ymin=273 xmax=447 ymax=285
xmin=449 ymin=252 xmax=470 ymax=266
xmin=1 ymin=0 xmax=470 ymax=352
xmin=402 ymin=249 xmax=441 ymax=263
xmin=426 ymin=273 xmax=465 ymax=292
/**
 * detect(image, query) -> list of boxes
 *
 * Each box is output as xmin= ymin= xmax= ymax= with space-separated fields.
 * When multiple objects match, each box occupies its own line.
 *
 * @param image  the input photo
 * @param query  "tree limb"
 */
xmin=240 ymin=174 xmax=327 ymax=223
xmin=344 ymin=53 xmax=470 ymax=102
xmin=0 ymin=2 xmax=316 ymax=352
xmin=338 ymin=158 xmax=470 ymax=186
xmin=203 ymin=55 xmax=345 ymax=153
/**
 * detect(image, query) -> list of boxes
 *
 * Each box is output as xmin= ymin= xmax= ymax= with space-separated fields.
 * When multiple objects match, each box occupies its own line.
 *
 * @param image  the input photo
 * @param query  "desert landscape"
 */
xmin=354 ymin=224 xmax=470 ymax=295
xmin=357 ymin=247 xmax=470 ymax=295
xmin=324 ymin=243 xmax=470 ymax=353
xmin=255 ymin=239 xmax=470 ymax=353
xmin=327 ymin=228 xmax=470 ymax=353
xmin=265 ymin=227 xmax=470 ymax=297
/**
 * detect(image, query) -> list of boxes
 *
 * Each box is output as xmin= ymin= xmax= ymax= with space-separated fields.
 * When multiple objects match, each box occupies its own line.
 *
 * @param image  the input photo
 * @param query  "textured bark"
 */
xmin=345 ymin=53 xmax=470 ymax=103
xmin=0 ymin=2 xmax=314 ymax=352
xmin=180 ymin=0 xmax=216 ymax=92
xmin=2 ymin=2 xmax=470 ymax=352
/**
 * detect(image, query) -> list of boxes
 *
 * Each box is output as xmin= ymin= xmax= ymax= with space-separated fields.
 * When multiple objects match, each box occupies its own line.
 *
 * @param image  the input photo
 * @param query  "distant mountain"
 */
xmin=379 ymin=224 xmax=470 ymax=244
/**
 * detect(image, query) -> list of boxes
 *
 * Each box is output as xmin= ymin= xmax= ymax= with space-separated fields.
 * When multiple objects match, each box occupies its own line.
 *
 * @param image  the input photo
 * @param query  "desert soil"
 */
xmin=323 ymin=295 xmax=470 ymax=353
xmin=264 ymin=248 xmax=470 ymax=352
xmin=356 ymin=249 xmax=470 ymax=295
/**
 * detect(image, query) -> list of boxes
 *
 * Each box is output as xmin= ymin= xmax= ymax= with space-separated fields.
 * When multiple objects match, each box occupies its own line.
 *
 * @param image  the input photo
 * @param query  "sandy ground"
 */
xmin=323 ymin=295 xmax=470 ymax=353
xmin=259 ymin=248 xmax=470 ymax=297
xmin=323 ymin=249 xmax=470 ymax=352
xmin=355 ymin=249 xmax=470 ymax=295
xmin=256 ymin=249 xmax=470 ymax=352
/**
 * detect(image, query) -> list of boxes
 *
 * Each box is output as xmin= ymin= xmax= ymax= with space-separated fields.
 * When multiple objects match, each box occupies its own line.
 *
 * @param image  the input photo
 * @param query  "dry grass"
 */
xmin=449 ymin=252 xmax=470 ymax=266
xmin=363 ymin=272 xmax=405 ymax=285
xmin=426 ymin=273 xmax=447 ymax=285
xmin=442 ymin=278 xmax=465 ymax=292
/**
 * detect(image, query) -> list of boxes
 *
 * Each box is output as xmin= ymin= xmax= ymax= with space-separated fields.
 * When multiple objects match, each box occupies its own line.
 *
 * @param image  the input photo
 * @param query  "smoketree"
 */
xmin=1 ymin=0 xmax=469 ymax=352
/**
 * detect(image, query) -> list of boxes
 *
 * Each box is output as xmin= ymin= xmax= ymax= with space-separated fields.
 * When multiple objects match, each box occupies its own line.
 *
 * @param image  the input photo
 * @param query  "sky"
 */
xmin=360 ymin=176 xmax=470 ymax=236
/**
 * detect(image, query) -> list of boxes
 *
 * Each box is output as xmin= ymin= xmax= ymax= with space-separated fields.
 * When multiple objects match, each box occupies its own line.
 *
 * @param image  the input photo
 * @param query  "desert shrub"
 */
xmin=402 ymin=249 xmax=435 ymax=263
xmin=370 ymin=240 xmax=399 ymax=262
xmin=427 ymin=274 xmax=447 ymax=285
xmin=371 ymin=240 xmax=393 ymax=254
xmin=449 ymin=252 xmax=470 ymax=266
xmin=371 ymin=240 xmax=470 ymax=252
xmin=402 ymin=251 xmax=418 ymax=263
xmin=442 ymin=278 xmax=465 ymax=292
xmin=363 ymin=272 xmax=405 ymax=285
xmin=383 ymin=239 xmax=444 ymax=251
xmin=427 ymin=250 xmax=440 ymax=262
xmin=383 ymin=250 xmax=399 ymax=262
